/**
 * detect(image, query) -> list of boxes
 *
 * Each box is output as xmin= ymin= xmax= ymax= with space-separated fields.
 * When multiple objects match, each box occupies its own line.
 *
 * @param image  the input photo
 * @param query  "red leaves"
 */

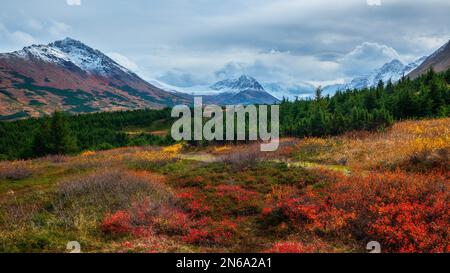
xmin=262 ymin=170 xmax=449 ymax=253
xmin=369 ymin=197 xmax=449 ymax=253
xmin=182 ymin=218 xmax=238 ymax=245
xmin=101 ymin=210 xmax=132 ymax=236
xmin=183 ymin=228 xmax=210 ymax=244
xmin=100 ymin=189 xmax=240 ymax=246
xmin=101 ymin=199 xmax=192 ymax=238
xmin=266 ymin=241 xmax=332 ymax=253
xmin=262 ymin=207 xmax=273 ymax=216
xmin=177 ymin=189 xmax=211 ymax=216
xmin=215 ymin=185 xmax=258 ymax=202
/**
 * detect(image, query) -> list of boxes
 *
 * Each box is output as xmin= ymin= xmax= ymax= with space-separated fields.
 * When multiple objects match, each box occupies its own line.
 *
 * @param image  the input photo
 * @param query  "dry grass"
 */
xmin=54 ymin=169 xmax=174 ymax=230
xmin=0 ymin=161 xmax=34 ymax=180
xmin=219 ymin=143 xmax=268 ymax=169
xmin=295 ymin=118 xmax=450 ymax=171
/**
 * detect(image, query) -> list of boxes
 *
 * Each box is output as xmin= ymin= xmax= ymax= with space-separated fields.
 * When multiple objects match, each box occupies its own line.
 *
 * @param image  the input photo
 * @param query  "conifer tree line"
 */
xmin=0 ymin=68 xmax=448 ymax=160
xmin=0 ymin=108 xmax=175 ymax=160
xmin=280 ymin=69 xmax=450 ymax=137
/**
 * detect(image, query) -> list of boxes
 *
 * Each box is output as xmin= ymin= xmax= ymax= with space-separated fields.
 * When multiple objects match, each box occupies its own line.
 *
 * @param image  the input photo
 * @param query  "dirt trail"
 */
xmin=178 ymin=150 xmax=351 ymax=175
xmin=177 ymin=152 xmax=221 ymax=163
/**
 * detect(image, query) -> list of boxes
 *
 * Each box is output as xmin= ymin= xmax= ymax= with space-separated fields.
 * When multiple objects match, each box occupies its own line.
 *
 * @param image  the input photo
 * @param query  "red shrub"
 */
xmin=263 ymin=169 xmax=449 ymax=253
xmin=215 ymin=185 xmax=258 ymax=202
xmin=153 ymin=207 xmax=191 ymax=235
xmin=183 ymin=228 xmax=210 ymax=244
xmin=176 ymin=189 xmax=211 ymax=216
xmin=369 ymin=196 xmax=449 ymax=253
xmin=265 ymin=240 xmax=333 ymax=253
xmin=182 ymin=217 xmax=238 ymax=245
xmin=101 ymin=210 xmax=132 ymax=236
xmin=262 ymin=207 xmax=273 ymax=216
xmin=101 ymin=199 xmax=193 ymax=238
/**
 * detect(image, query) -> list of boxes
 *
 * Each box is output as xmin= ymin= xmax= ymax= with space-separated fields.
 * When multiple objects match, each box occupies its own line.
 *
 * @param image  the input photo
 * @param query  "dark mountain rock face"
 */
xmin=408 ymin=40 xmax=450 ymax=79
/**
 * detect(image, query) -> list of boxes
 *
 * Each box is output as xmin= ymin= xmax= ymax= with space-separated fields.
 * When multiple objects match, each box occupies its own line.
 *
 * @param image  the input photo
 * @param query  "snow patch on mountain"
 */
xmin=325 ymin=56 xmax=427 ymax=92
xmin=210 ymin=75 xmax=265 ymax=93
xmin=9 ymin=37 xmax=133 ymax=77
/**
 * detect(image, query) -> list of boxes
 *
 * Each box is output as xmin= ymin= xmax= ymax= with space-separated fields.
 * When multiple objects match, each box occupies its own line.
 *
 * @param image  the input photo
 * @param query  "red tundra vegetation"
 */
xmin=262 ymin=169 xmax=449 ymax=253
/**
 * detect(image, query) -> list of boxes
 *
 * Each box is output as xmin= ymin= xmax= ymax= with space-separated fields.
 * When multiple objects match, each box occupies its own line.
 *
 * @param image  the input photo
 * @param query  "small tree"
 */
xmin=50 ymin=111 xmax=78 ymax=154
xmin=314 ymin=86 xmax=323 ymax=101
xmin=32 ymin=117 xmax=52 ymax=157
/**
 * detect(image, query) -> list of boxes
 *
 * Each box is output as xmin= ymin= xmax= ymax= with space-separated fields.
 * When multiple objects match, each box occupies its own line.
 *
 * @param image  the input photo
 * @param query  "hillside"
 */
xmin=408 ymin=40 xmax=450 ymax=79
xmin=0 ymin=38 xmax=190 ymax=119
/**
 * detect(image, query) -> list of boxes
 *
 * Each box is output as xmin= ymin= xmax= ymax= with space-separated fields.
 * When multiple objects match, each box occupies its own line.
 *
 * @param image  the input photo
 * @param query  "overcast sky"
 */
xmin=1 ymin=0 xmax=449 ymax=87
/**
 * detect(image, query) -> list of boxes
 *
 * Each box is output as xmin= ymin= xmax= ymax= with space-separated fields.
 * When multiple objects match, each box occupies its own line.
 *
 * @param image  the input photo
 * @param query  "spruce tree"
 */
xmin=32 ymin=117 xmax=52 ymax=157
xmin=50 ymin=111 xmax=78 ymax=154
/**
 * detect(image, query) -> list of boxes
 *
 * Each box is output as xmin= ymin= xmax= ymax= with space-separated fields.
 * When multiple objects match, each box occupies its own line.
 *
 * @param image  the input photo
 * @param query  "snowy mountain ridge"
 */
xmin=324 ymin=56 xmax=427 ymax=93
xmin=210 ymin=75 xmax=265 ymax=93
xmin=8 ymin=37 xmax=133 ymax=77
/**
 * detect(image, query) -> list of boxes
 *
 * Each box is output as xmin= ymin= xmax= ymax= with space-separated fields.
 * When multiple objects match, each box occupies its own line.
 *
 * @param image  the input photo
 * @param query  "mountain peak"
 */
xmin=49 ymin=37 xmax=88 ymax=49
xmin=238 ymin=74 xmax=255 ymax=81
xmin=211 ymin=75 xmax=265 ymax=92
xmin=384 ymin=59 xmax=404 ymax=67
xmin=10 ymin=38 xmax=133 ymax=77
xmin=0 ymin=38 xmax=190 ymax=117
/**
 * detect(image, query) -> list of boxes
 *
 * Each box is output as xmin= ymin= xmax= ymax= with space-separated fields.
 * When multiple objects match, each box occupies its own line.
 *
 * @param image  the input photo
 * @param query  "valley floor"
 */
xmin=0 ymin=118 xmax=449 ymax=253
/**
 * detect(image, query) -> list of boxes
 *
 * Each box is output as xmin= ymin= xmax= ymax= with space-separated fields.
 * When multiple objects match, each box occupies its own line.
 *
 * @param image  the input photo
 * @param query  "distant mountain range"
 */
xmin=158 ymin=75 xmax=280 ymax=105
xmin=0 ymin=38 xmax=189 ymax=119
xmin=324 ymin=39 xmax=450 ymax=93
xmin=323 ymin=56 xmax=428 ymax=94
xmin=205 ymin=75 xmax=280 ymax=105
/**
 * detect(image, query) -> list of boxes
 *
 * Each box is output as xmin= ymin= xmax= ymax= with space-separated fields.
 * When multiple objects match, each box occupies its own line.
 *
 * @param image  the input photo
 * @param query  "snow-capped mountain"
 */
xmin=210 ymin=75 xmax=265 ymax=93
xmin=324 ymin=56 xmax=427 ymax=93
xmin=0 ymin=38 xmax=190 ymax=119
xmin=12 ymin=38 xmax=133 ymax=77
xmin=157 ymin=75 xmax=280 ymax=105
xmin=206 ymin=75 xmax=279 ymax=105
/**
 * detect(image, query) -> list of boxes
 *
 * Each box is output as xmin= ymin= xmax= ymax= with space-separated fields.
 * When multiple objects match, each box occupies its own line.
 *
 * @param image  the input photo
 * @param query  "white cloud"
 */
xmin=108 ymin=52 xmax=139 ymax=72
xmin=367 ymin=0 xmax=382 ymax=6
xmin=27 ymin=19 xmax=44 ymax=31
xmin=66 ymin=0 xmax=81 ymax=6
xmin=410 ymin=36 xmax=449 ymax=54
xmin=340 ymin=42 xmax=401 ymax=76
xmin=0 ymin=23 xmax=36 ymax=52
xmin=152 ymin=47 xmax=341 ymax=90
xmin=49 ymin=20 xmax=71 ymax=37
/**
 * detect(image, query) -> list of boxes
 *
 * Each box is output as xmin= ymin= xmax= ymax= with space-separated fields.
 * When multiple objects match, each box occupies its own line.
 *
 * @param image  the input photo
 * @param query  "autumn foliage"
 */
xmin=263 ymin=169 xmax=449 ymax=253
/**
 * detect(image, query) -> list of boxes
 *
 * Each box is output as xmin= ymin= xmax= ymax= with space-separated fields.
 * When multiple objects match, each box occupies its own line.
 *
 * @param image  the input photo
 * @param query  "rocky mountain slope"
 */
xmin=408 ymin=39 xmax=450 ymax=79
